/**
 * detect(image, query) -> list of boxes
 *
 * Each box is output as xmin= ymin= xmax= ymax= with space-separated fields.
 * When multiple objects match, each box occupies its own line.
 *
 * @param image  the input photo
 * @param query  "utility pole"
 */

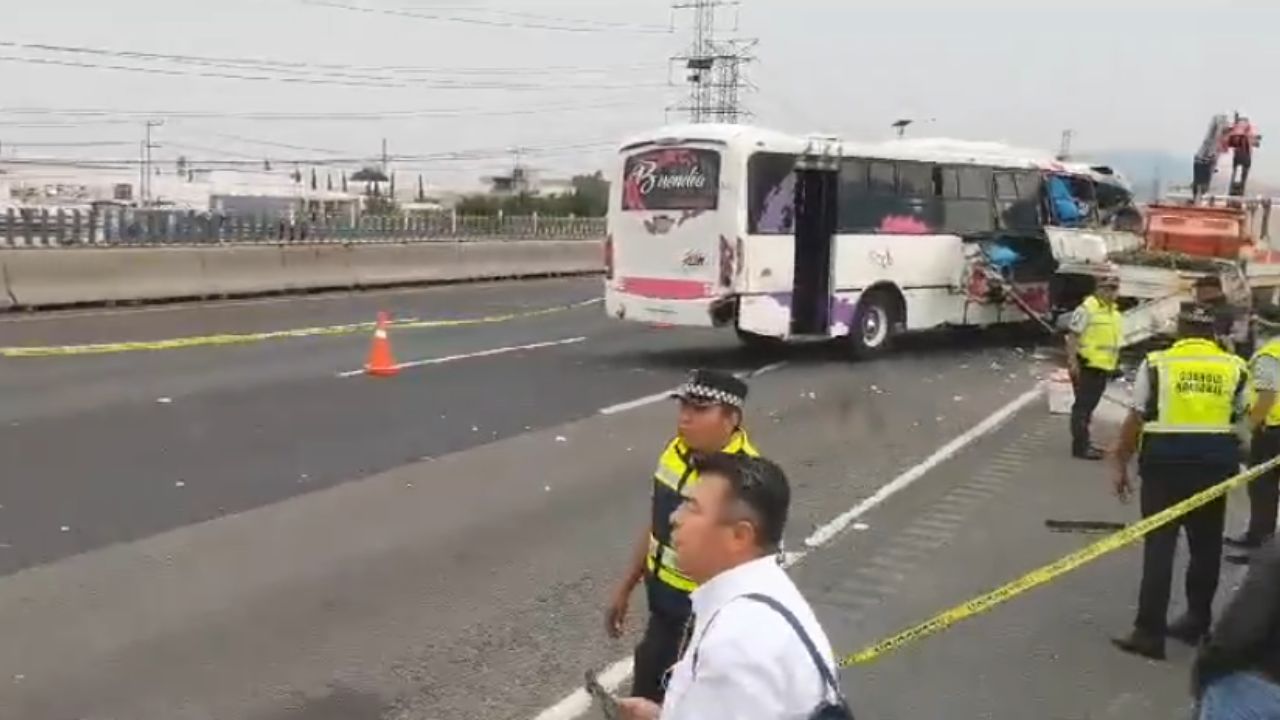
xmin=669 ymin=0 xmax=756 ymax=124
xmin=141 ymin=120 xmax=163 ymax=206
xmin=510 ymin=147 xmax=528 ymax=194
xmin=380 ymin=138 xmax=388 ymax=173
xmin=1057 ymin=129 xmax=1074 ymax=161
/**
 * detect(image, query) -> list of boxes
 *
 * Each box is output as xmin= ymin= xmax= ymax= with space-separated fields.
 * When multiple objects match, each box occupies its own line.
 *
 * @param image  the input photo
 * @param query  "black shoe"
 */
xmin=1225 ymin=553 xmax=1252 ymax=566
xmin=1166 ymin=614 xmax=1209 ymax=646
xmin=1225 ymin=534 xmax=1265 ymax=550
xmin=1111 ymin=630 xmax=1166 ymax=660
xmin=1073 ymin=447 xmax=1105 ymax=461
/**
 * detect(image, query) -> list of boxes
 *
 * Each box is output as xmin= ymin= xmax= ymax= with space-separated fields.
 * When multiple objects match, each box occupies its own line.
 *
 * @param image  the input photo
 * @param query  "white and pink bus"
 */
xmin=604 ymin=123 xmax=1142 ymax=353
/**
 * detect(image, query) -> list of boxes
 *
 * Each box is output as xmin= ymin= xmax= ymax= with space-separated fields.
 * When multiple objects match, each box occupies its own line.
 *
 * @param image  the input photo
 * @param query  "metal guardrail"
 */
xmin=0 ymin=208 xmax=606 ymax=247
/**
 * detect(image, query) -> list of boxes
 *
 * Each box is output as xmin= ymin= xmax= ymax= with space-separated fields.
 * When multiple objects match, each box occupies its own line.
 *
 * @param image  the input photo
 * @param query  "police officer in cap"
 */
xmin=1111 ymin=303 xmax=1250 ymax=659
xmin=1225 ymin=306 xmax=1280 ymax=559
xmin=1065 ymin=271 xmax=1123 ymax=460
xmin=605 ymin=369 xmax=760 ymax=703
xmin=1194 ymin=274 xmax=1254 ymax=359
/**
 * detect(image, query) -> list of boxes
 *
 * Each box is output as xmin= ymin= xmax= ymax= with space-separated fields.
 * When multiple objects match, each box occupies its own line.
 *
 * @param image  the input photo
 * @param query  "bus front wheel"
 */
xmin=849 ymin=291 xmax=899 ymax=357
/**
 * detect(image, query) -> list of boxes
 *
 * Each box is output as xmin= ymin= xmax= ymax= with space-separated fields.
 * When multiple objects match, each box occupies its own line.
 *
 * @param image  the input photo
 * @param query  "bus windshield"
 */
xmin=621 ymin=147 xmax=720 ymax=212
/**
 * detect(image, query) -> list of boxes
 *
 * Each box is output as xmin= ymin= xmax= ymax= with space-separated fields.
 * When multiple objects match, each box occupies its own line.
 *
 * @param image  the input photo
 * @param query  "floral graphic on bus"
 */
xmin=622 ymin=149 xmax=720 ymax=211
xmin=878 ymin=215 xmax=931 ymax=234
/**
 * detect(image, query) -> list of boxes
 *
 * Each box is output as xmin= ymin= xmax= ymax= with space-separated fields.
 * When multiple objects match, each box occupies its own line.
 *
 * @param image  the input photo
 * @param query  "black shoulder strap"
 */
xmin=743 ymin=593 xmax=841 ymax=696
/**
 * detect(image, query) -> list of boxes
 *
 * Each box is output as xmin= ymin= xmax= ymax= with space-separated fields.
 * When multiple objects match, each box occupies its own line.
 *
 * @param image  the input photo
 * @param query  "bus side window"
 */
xmin=1010 ymin=171 xmax=1044 ymax=231
xmin=868 ymin=162 xmax=896 ymax=195
xmin=941 ymin=168 xmax=961 ymax=198
xmin=995 ymin=171 xmax=1039 ymax=231
xmin=943 ymin=166 xmax=996 ymax=234
xmin=958 ymin=167 xmax=993 ymax=200
xmin=837 ymin=158 xmax=874 ymax=232
xmin=747 ymin=152 xmax=798 ymax=235
xmin=896 ymin=162 xmax=941 ymax=233
xmin=839 ymin=159 xmax=869 ymax=195
xmin=897 ymin=162 xmax=933 ymax=197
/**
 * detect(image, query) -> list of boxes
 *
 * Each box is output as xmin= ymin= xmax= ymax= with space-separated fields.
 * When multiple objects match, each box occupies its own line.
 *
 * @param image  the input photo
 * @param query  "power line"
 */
xmin=3 ymin=139 xmax=616 ymax=168
xmin=0 ymin=98 xmax=658 ymax=122
xmin=391 ymin=2 xmax=673 ymax=32
xmin=0 ymin=140 xmax=137 ymax=147
xmin=0 ymin=39 xmax=663 ymax=81
xmin=0 ymin=50 xmax=666 ymax=91
xmin=0 ymin=52 xmax=397 ymax=89
xmin=301 ymin=0 xmax=672 ymax=34
xmin=183 ymin=130 xmax=350 ymax=155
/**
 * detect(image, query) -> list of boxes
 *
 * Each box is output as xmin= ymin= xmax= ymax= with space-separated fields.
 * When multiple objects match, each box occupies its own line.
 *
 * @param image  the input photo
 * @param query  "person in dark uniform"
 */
xmin=1226 ymin=307 xmax=1280 ymax=561
xmin=1193 ymin=537 xmax=1280 ymax=717
xmin=1195 ymin=275 xmax=1254 ymax=359
xmin=1110 ymin=303 xmax=1250 ymax=660
xmin=604 ymin=369 xmax=760 ymax=703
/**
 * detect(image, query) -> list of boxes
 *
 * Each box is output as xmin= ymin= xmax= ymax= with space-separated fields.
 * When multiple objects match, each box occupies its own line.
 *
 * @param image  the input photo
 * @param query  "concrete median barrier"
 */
xmin=0 ymin=239 xmax=603 ymax=309
xmin=352 ymin=242 xmax=461 ymax=288
xmin=280 ymin=245 xmax=356 ymax=292
xmin=198 ymin=246 xmax=290 ymax=297
xmin=1 ymin=248 xmax=207 ymax=307
xmin=455 ymin=240 xmax=602 ymax=280
xmin=0 ymin=257 xmax=13 ymax=310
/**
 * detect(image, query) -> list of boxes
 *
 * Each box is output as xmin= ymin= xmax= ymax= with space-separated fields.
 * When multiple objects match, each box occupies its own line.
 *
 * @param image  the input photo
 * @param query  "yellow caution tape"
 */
xmin=841 ymin=453 xmax=1280 ymax=667
xmin=0 ymin=298 xmax=601 ymax=358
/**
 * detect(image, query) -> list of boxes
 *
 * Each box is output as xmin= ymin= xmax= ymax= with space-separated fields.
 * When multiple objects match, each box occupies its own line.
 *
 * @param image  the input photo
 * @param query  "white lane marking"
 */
xmin=598 ymin=390 xmax=671 ymax=416
xmin=750 ymin=360 xmax=788 ymax=377
xmin=336 ymin=336 xmax=586 ymax=378
xmin=534 ymin=382 xmax=1044 ymax=720
xmin=0 ymin=280 xmax=601 ymax=323
xmin=532 ymin=657 xmax=634 ymax=720
xmin=596 ymin=361 xmax=789 ymax=416
xmin=802 ymin=384 xmax=1044 ymax=548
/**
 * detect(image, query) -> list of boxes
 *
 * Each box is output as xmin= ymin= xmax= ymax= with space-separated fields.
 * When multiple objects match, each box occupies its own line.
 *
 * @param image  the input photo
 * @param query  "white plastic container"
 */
xmin=1047 ymin=369 xmax=1075 ymax=415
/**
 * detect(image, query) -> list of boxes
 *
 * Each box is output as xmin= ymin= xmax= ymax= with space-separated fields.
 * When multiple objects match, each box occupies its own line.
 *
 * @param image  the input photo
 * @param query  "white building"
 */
xmin=0 ymin=162 xmax=363 ymax=220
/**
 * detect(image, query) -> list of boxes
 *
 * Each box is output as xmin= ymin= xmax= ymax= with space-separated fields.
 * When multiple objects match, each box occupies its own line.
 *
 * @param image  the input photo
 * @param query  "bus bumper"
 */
xmin=604 ymin=288 xmax=720 ymax=328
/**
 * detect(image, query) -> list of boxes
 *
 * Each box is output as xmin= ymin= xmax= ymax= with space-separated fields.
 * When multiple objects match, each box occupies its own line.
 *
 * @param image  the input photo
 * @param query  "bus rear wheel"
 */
xmin=849 ymin=290 xmax=899 ymax=358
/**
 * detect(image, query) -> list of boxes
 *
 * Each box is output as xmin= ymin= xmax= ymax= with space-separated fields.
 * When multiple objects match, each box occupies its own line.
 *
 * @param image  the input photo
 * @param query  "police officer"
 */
xmin=604 ymin=369 xmax=760 ymax=703
xmin=1111 ymin=303 xmax=1250 ymax=660
xmin=1066 ymin=272 xmax=1123 ymax=460
xmin=1225 ymin=307 xmax=1280 ymax=558
xmin=1194 ymin=275 xmax=1254 ymax=359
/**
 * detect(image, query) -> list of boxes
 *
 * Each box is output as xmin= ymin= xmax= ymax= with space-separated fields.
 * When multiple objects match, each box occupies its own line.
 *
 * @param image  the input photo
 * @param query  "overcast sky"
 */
xmin=3 ymin=0 xmax=1276 ymax=189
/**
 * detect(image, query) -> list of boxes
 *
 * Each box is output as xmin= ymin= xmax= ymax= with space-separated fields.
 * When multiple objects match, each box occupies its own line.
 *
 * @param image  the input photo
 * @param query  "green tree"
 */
xmin=451 ymin=171 xmax=610 ymax=217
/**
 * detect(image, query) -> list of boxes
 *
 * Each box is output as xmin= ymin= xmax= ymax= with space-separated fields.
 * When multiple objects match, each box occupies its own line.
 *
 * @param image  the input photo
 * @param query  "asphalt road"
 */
xmin=0 ymin=279 xmax=1239 ymax=719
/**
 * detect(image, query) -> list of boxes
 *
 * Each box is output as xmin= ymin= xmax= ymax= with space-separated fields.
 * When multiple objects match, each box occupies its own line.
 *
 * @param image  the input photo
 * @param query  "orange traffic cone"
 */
xmin=364 ymin=311 xmax=400 ymax=377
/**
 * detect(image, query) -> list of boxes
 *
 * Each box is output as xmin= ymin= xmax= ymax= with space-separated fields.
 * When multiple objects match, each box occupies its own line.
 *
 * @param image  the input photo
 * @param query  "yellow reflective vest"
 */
xmin=1249 ymin=339 xmax=1280 ymax=428
xmin=1077 ymin=295 xmax=1122 ymax=372
xmin=646 ymin=430 xmax=759 ymax=596
xmin=1143 ymin=338 xmax=1245 ymax=437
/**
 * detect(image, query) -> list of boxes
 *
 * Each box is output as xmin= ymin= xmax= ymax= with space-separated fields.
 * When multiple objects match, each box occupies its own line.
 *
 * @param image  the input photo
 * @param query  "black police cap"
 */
xmin=1178 ymin=302 xmax=1218 ymax=327
xmin=671 ymin=368 xmax=749 ymax=408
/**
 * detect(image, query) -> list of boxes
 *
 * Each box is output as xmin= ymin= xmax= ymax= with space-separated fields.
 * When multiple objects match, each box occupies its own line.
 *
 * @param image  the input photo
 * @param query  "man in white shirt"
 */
xmin=617 ymin=453 xmax=850 ymax=720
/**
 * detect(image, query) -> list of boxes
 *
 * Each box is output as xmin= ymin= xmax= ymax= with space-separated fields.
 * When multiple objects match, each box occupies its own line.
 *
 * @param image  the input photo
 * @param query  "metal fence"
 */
xmin=0 ymin=207 xmax=606 ymax=247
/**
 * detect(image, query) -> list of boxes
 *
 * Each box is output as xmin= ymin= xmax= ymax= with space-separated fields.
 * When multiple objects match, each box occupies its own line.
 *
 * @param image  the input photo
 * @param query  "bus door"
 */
xmin=790 ymin=149 xmax=840 ymax=335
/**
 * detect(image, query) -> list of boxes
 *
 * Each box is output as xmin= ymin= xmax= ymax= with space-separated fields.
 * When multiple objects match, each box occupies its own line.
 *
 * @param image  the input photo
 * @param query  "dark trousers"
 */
xmin=1135 ymin=459 xmax=1233 ymax=635
xmin=631 ymin=609 xmax=688 ymax=703
xmin=1245 ymin=428 xmax=1280 ymax=541
xmin=1071 ymin=363 xmax=1109 ymax=453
